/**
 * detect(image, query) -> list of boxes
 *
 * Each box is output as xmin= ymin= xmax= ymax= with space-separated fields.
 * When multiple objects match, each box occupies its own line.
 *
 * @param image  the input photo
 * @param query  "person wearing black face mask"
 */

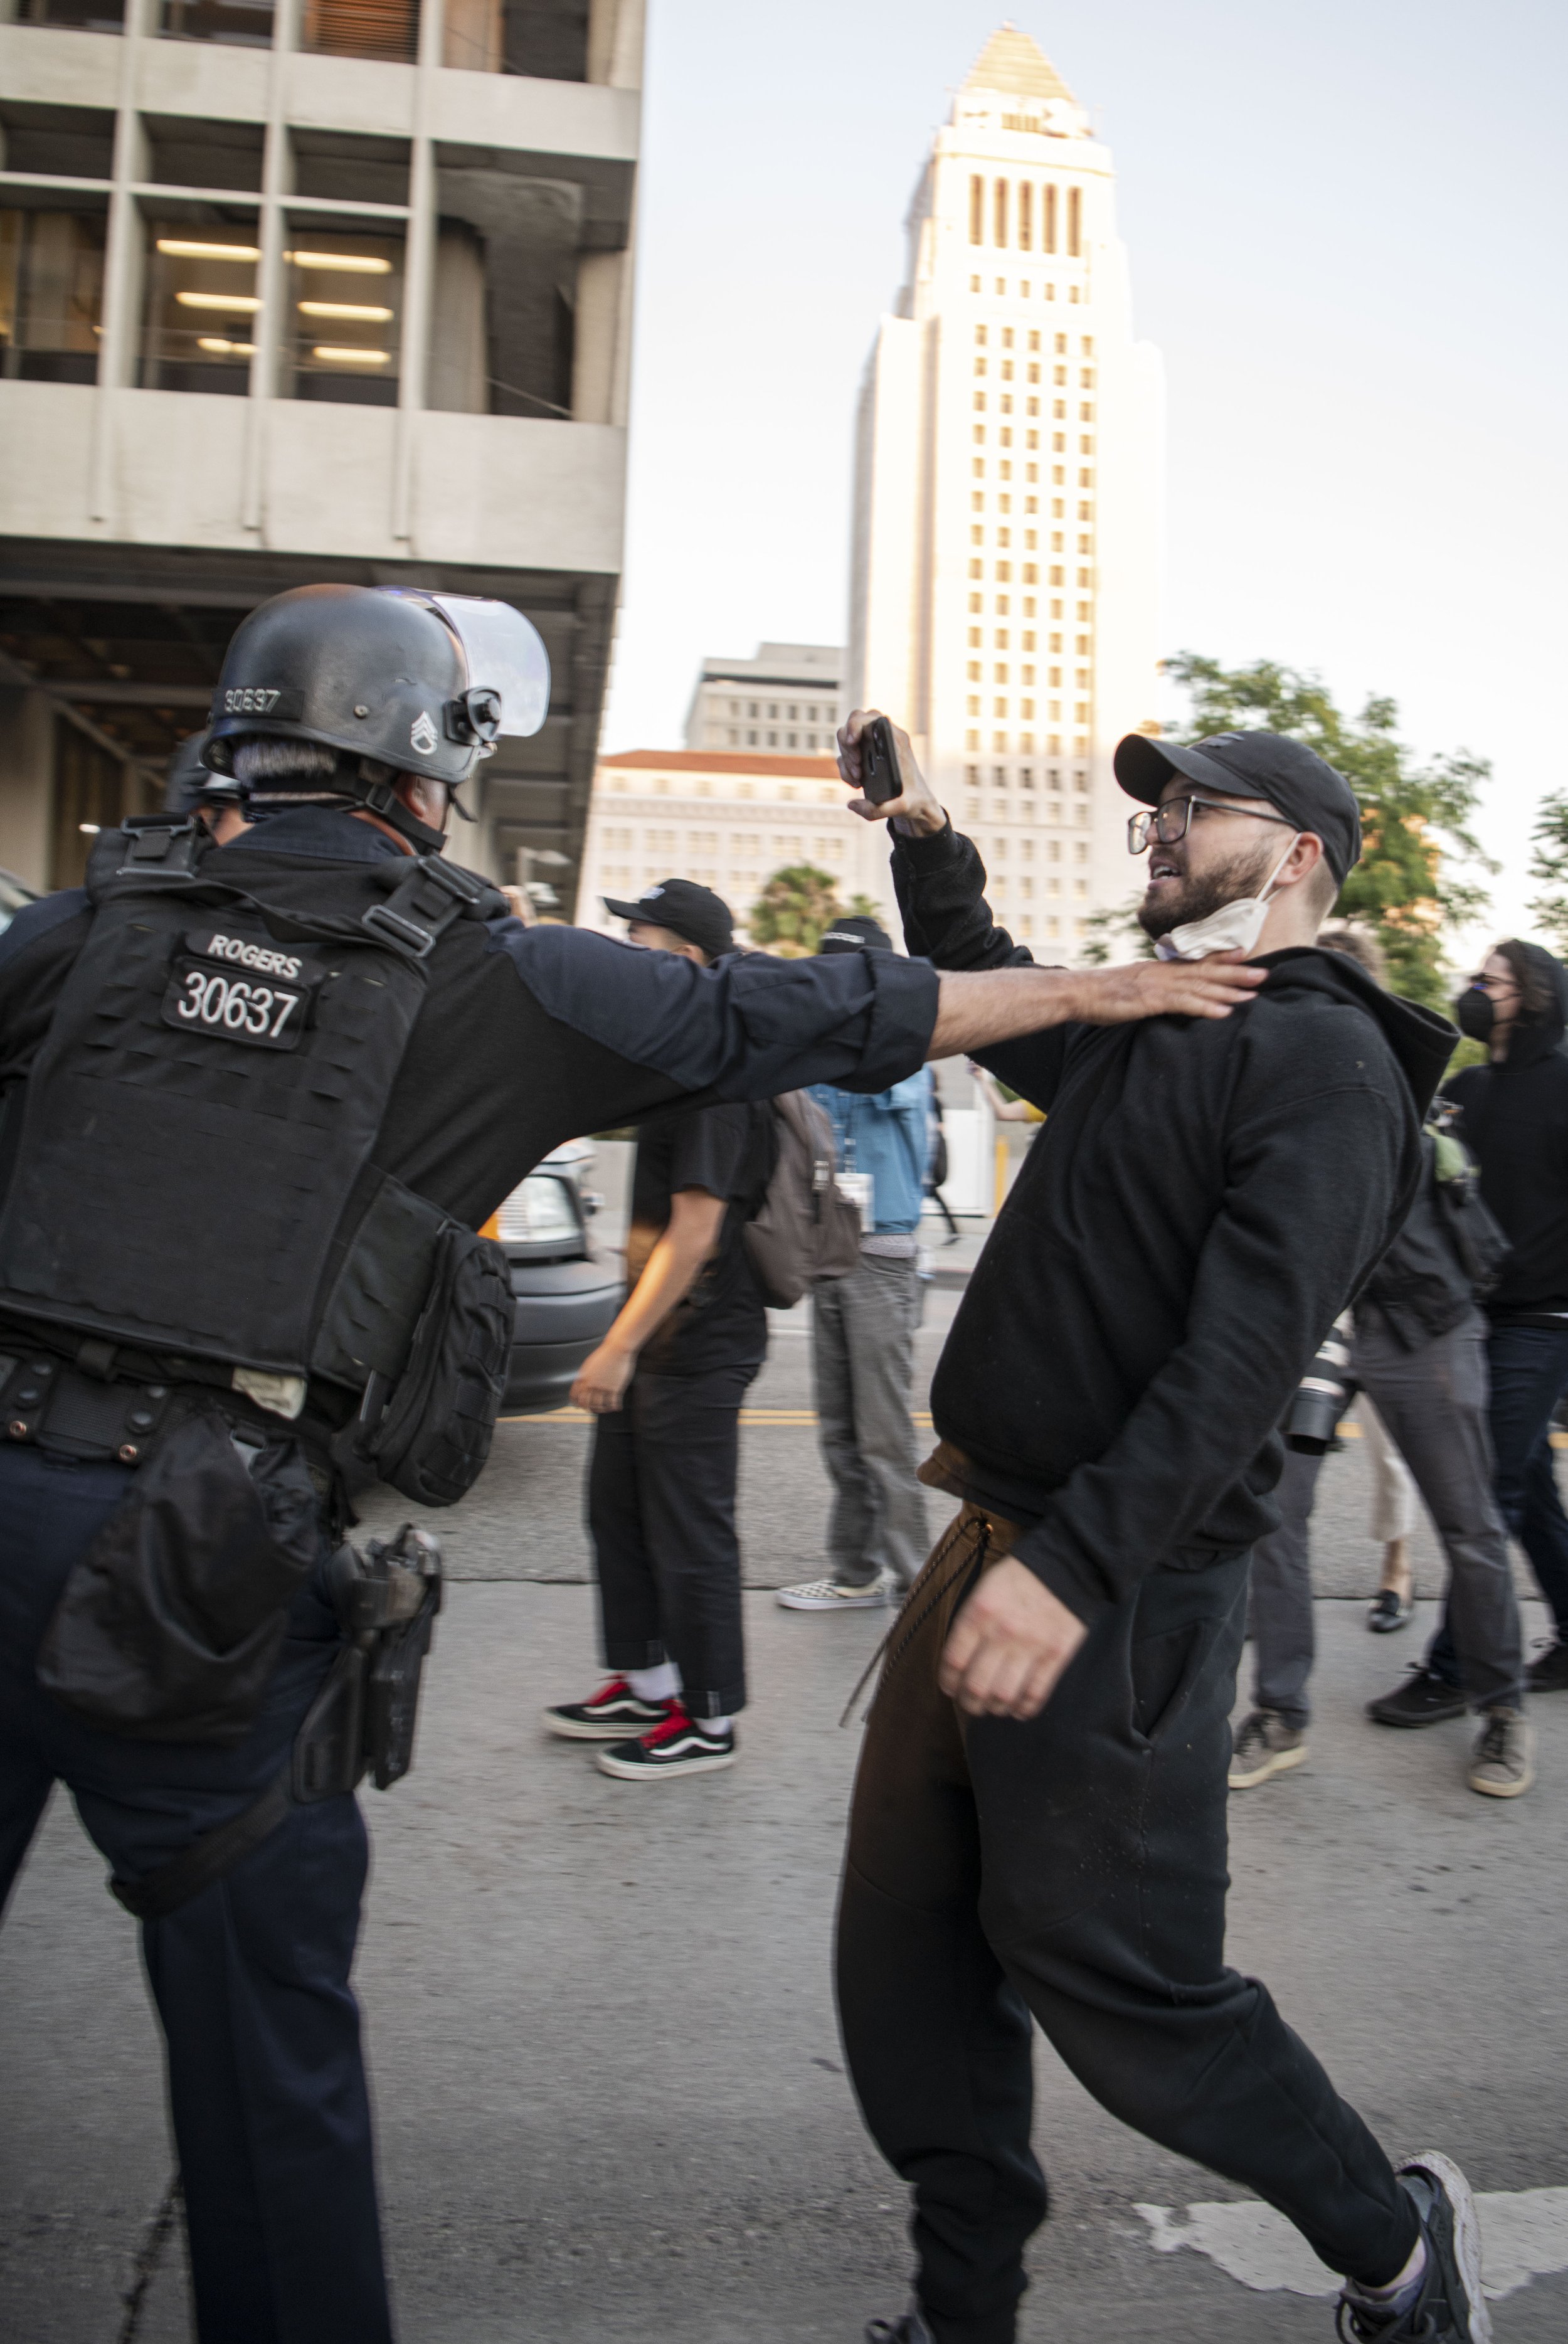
xmin=1433 ymin=941 xmax=1568 ymax=1695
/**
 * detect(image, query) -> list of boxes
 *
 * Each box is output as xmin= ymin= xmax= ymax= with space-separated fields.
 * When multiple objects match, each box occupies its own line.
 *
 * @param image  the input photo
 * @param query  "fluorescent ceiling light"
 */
xmin=297 ymin=301 xmax=394 ymax=321
xmin=176 ymin=292 xmax=263 ymax=311
xmin=287 ymin=251 xmax=393 ymax=274
xmin=157 ymin=239 xmax=260 ymax=261
xmin=198 ymin=337 xmax=255 ymax=354
xmin=313 ymin=346 xmax=391 ymax=364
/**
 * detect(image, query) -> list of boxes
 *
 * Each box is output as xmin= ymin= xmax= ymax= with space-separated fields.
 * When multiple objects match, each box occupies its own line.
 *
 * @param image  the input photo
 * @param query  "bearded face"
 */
xmin=1136 ymin=822 xmax=1281 ymax=944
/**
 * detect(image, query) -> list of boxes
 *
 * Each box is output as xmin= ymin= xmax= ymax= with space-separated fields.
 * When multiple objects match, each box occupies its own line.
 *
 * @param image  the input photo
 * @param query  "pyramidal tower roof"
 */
xmin=963 ymin=24 xmax=1078 ymax=108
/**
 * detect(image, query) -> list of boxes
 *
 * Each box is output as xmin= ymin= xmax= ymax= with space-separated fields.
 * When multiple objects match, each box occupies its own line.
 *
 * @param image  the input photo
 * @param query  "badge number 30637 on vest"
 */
xmin=159 ymin=926 xmax=326 ymax=1053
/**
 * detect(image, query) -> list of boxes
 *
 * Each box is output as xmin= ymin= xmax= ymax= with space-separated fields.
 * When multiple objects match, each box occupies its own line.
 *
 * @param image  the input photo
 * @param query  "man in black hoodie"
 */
xmin=1432 ymin=940 xmax=1568 ymax=1694
xmin=834 ymin=718 xmax=1483 ymax=2344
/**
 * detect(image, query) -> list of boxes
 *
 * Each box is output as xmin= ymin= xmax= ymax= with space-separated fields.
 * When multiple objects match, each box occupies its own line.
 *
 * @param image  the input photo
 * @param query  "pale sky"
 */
xmin=602 ymin=0 xmax=1568 ymax=962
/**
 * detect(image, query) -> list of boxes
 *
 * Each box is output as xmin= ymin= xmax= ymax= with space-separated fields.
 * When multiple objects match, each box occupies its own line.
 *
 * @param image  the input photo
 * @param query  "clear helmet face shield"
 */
xmin=379 ymin=590 xmax=551 ymax=741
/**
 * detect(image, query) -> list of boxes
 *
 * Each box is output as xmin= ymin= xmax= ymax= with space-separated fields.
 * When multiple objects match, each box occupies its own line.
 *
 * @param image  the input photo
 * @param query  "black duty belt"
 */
xmin=0 ymin=1350 xmax=180 ymax=1465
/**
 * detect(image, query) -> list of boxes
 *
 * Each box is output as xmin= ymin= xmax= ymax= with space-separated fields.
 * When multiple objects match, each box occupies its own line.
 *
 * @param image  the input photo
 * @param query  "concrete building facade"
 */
xmin=682 ymin=640 xmax=842 ymax=757
xmin=0 ymin=0 xmax=643 ymax=893
xmin=575 ymin=746 xmax=897 ymax=946
xmin=847 ymin=23 xmax=1163 ymax=955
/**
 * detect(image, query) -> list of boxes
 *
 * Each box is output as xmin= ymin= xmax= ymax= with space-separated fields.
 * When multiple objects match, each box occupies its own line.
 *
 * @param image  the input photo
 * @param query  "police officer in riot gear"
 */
xmin=0 ymin=582 xmax=1264 ymax=2344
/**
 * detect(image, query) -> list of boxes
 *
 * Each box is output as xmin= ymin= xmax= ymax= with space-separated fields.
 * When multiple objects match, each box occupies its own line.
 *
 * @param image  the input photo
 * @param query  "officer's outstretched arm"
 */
xmin=504 ymin=922 xmax=1262 ymax=1111
xmin=928 ymin=957 xmax=1264 ymax=1057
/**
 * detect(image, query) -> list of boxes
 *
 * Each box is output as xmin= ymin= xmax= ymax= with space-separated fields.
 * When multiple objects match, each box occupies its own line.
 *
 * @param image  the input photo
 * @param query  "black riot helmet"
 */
xmin=162 ymin=729 xmax=243 ymax=817
xmin=204 ymin=583 xmax=550 ymax=806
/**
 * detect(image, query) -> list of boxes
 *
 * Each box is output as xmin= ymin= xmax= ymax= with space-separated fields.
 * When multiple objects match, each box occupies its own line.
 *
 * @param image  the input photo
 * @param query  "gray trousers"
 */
xmin=1253 ymin=1310 xmax=1525 ymax=1726
xmin=812 ymin=1252 xmax=928 ymax=1591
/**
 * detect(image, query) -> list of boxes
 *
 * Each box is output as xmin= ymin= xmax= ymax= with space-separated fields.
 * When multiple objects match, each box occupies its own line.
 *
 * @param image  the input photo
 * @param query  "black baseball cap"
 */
xmin=603 ymin=878 xmax=734 ymax=959
xmin=817 ymin=914 xmax=893 ymax=955
xmin=1114 ymin=729 xmax=1363 ymax=885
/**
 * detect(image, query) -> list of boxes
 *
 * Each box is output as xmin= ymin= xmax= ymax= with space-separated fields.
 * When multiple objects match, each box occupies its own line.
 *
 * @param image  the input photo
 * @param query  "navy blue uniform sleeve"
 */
xmin=496 ymin=925 xmax=937 ymax=1100
xmin=0 ymin=890 xmax=92 ymax=1084
xmin=891 ymin=821 xmax=1070 ymax=1114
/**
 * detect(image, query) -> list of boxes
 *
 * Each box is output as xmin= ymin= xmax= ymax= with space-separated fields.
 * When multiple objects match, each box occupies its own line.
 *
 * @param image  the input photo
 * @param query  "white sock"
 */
xmin=1350 ymin=2234 xmax=1426 ymax=2310
xmin=694 ymin=1713 xmax=731 ymax=1736
xmin=626 ymin=1662 xmax=680 ymax=1704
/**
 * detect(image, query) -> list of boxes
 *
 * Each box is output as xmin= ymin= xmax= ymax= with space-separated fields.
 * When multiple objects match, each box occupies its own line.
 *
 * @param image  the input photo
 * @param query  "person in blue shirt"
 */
xmin=778 ymin=917 xmax=934 ymax=1610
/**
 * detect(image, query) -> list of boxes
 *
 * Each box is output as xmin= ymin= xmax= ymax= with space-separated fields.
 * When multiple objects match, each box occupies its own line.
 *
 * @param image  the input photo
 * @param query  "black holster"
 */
xmin=294 ymin=1525 xmax=444 ymax=1798
xmin=109 ymin=1525 xmax=442 ymax=1923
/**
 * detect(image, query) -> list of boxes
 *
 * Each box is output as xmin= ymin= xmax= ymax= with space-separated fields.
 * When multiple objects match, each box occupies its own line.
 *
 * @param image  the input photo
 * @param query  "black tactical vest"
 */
xmin=0 ymin=818 xmax=502 ymax=1422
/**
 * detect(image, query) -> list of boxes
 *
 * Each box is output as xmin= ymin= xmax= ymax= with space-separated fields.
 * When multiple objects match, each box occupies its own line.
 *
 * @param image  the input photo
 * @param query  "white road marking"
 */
xmin=1135 ymin=2187 xmax=1568 ymax=2302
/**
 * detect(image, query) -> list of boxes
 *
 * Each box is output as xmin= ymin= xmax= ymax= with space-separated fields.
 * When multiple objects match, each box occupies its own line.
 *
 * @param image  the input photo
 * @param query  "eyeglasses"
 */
xmin=1126 ymin=793 xmax=1295 ymax=856
xmin=1468 ymin=972 xmax=1520 ymax=996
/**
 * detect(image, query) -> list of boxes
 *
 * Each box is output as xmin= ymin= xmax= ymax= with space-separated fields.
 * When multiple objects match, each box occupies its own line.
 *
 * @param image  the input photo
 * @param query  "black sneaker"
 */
xmin=1527 ymin=1637 xmax=1568 ymax=1692
xmin=543 ymin=1677 xmax=672 ymax=1741
xmin=596 ymin=1704 xmax=736 ymax=1780
xmin=1365 ymin=1667 xmax=1468 ymax=1729
xmin=1337 ymin=2151 xmax=1490 ymax=2343
xmin=865 ymin=2317 xmax=933 ymax=2344
xmin=1367 ymin=1589 xmax=1414 ymax=1635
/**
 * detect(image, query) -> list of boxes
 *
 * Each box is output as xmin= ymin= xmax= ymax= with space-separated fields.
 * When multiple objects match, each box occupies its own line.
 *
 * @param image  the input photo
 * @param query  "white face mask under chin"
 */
xmin=1152 ymin=834 xmax=1300 ymax=963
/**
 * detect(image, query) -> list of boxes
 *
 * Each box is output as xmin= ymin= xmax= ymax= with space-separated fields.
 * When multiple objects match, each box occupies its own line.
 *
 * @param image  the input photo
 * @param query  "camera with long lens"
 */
xmin=1285 ymin=1327 xmax=1357 ymax=1455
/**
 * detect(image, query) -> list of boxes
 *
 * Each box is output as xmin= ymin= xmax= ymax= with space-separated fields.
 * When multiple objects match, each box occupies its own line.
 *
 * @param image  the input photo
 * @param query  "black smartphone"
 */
xmin=861 ymin=716 xmax=904 ymax=806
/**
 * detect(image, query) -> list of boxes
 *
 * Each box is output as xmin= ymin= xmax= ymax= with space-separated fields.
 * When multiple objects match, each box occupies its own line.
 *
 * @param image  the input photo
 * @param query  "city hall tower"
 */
xmin=847 ymin=24 xmax=1163 ymax=953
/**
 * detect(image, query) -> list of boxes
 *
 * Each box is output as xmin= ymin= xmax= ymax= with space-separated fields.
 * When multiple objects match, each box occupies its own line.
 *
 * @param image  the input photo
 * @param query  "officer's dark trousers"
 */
xmin=589 ymin=1361 xmax=755 ymax=1718
xmin=836 ymin=1506 xmax=1420 ymax=2344
xmin=0 ymin=1445 xmax=391 ymax=2344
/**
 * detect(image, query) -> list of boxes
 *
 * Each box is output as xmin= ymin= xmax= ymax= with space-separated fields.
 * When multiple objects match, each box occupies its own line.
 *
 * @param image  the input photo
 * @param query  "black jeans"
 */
xmin=588 ymin=1360 xmax=756 ymax=1718
xmin=0 ymin=1445 xmax=389 ymax=2344
xmin=1429 ymin=1318 xmax=1568 ymax=1683
xmin=837 ymin=1508 xmax=1419 ymax=2344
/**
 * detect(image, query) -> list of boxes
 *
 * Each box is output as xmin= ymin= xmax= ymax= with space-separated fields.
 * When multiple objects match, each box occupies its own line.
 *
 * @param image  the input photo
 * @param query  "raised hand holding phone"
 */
xmin=836 ymin=709 xmax=949 ymax=837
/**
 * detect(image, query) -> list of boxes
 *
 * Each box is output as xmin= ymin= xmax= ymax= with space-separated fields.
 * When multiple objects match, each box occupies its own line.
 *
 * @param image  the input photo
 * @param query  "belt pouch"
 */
xmin=36 ymin=1407 xmax=323 ymax=1746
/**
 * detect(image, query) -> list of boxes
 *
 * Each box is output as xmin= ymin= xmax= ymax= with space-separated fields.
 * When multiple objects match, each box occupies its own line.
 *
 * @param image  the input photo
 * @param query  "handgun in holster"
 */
xmin=292 ymin=1524 xmax=443 ymax=1803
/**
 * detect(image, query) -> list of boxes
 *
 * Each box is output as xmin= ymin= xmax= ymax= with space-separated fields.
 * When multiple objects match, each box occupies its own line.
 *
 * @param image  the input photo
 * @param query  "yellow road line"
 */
xmin=502 ymin=1408 xmax=938 ymax=1427
xmin=502 ymin=1410 xmax=1568 ymax=1448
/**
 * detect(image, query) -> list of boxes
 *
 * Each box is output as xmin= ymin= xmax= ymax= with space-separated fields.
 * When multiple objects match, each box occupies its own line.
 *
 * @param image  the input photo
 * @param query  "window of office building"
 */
xmin=300 ymin=0 xmax=419 ymax=64
xmin=285 ymin=228 xmax=403 ymax=405
xmin=441 ymin=0 xmax=590 ymax=78
xmin=140 ymin=221 xmax=260 ymax=394
xmin=1 ymin=205 xmax=107 ymax=385
xmin=1 ymin=103 xmax=116 ymax=180
xmin=160 ymin=0 xmax=275 ymax=47
xmin=11 ymin=0 xmax=125 ymax=26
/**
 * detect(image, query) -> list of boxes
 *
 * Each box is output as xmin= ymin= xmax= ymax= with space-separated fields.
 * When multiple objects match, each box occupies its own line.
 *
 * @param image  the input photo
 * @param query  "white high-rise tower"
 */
xmin=847 ymin=24 xmax=1163 ymax=955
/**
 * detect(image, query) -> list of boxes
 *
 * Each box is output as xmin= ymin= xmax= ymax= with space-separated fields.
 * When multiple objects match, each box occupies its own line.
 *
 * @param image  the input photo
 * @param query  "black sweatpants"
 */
xmin=588 ymin=1361 xmax=756 ymax=1719
xmin=836 ymin=1506 xmax=1419 ymax=2344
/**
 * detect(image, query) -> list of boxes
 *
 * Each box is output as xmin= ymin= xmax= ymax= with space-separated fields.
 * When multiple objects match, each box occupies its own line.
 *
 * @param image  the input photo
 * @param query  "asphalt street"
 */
xmin=4 ymin=1289 xmax=1566 ymax=2341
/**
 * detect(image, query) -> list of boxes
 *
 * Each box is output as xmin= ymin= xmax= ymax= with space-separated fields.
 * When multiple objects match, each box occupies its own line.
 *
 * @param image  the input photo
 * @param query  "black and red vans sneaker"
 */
xmin=543 ymin=1677 xmax=673 ymax=1741
xmin=596 ymin=1704 xmax=736 ymax=1781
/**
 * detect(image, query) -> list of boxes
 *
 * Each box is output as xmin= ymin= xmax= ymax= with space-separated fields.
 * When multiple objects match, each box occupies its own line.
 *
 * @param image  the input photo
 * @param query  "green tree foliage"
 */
xmin=1163 ymin=654 xmax=1493 ymax=1009
xmin=847 ymin=891 xmax=883 ymax=923
xmin=1079 ymin=892 xmax=1154 ymax=967
xmin=1527 ymin=790 xmax=1568 ymax=957
xmin=748 ymin=862 xmax=844 ymax=957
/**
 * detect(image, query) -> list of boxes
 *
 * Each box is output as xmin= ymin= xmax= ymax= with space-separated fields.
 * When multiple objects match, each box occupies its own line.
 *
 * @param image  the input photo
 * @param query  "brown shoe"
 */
xmin=1229 ymin=1710 xmax=1308 ymax=1790
xmin=1468 ymin=1707 xmax=1534 ymax=1800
